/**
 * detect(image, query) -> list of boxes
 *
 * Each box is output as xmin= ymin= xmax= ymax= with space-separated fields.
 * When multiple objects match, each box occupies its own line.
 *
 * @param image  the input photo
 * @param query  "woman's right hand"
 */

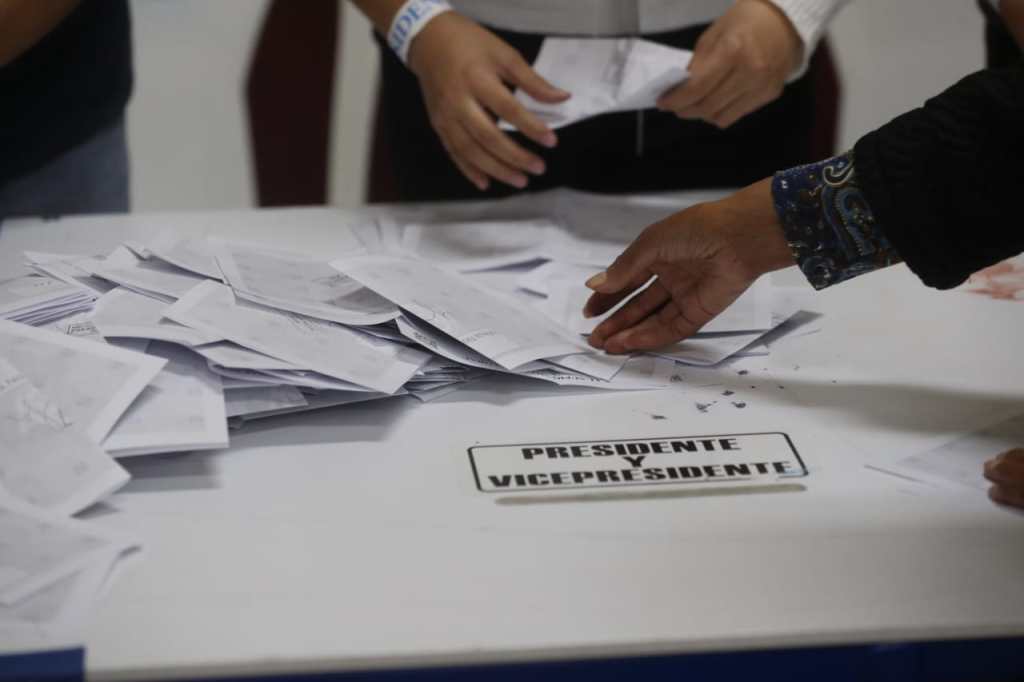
xmin=407 ymin=12 xmax=570 ymax=191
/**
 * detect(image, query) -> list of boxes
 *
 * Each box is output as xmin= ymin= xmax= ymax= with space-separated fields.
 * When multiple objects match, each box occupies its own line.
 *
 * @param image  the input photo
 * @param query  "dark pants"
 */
xmin=374 ymin=24 xmax=827 ymax=202
xmin=0 ymin=116 xmax=129 ymax=221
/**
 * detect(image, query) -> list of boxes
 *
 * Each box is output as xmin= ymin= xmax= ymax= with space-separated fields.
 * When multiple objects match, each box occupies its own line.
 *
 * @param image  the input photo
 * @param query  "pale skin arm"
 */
xmin=0 ymin=0 xmax=80 ymax=68
xmin=657 ymin=0 xmax=803 ymax=129
xmin=349 ymin=0 xmax=569 ymax=191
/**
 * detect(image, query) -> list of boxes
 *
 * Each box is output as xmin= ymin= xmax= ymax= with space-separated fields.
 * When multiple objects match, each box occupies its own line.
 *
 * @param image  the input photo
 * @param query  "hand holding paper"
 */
xmin=656 ymin=0 xmax=803 ymax=128
xmin=506 ymin=38 xmax=693 ymax=130
xmin=407 ymin=11 xmax=568 ymax=190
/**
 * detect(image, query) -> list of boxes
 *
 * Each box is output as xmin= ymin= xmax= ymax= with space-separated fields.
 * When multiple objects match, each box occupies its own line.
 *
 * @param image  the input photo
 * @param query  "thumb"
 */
xmin=504 ymin=56 xmax=570 ymax=103
xmin=586 ymin=235 xmax=660 ymax=294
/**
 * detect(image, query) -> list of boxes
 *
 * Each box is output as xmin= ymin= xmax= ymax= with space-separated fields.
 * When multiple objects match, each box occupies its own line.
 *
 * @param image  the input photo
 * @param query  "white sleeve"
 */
xmin=768 ymin=0 xmax=853 ymax=80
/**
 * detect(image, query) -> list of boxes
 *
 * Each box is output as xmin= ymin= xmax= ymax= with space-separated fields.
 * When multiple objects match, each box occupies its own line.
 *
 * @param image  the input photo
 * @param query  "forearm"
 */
xmin=0 ymin=0 xmax=80 ymax=67
xmin=854 ymin=63 xmax=1024 ymax=289
xmin=774 ymin=63 xmax=1024 ymax=292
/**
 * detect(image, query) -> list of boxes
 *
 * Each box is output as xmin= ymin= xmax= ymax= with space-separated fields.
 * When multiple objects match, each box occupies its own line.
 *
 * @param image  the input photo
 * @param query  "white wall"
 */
xmin=127 ymin=0 xmax=990 ymax=212
xmin=831 ymin=0 xmax=985 ymax=150
xmin=128 ymin=0 xmax=268 ymax=211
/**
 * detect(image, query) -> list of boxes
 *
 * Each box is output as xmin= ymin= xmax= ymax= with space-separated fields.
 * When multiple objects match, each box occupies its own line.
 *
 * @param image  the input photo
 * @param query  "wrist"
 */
xmin=406 ymin=10 xmax=457 ymax=77
xmin=387 ymin=0 xmax=452 ymax=66
xmin=719 ymin=178 xmax=796 ymax=279
xmin=747 ymin=0 xmax=804 ymax=75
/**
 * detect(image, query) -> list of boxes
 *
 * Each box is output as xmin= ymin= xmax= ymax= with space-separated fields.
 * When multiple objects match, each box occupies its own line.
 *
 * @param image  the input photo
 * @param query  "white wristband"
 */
xmin=387 ymin=0 xmax=453 ymax=65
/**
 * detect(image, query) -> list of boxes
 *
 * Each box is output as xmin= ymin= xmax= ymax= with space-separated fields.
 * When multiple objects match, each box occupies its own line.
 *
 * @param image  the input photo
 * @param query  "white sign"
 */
xmin=469 ymin=433 xmax=806 ymax=493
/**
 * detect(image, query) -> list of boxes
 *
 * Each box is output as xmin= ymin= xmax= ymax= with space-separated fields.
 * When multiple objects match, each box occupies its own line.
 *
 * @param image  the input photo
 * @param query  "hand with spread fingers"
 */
xmin=407 ymin=12 xmax=570 ymax=191
xmin=584 ymin=178 xmax=794 ymax=354
xmin=984 ymin=448 xmax=1024 ymax=509
xmin=656 ymin=0 xmax=803 ymax=129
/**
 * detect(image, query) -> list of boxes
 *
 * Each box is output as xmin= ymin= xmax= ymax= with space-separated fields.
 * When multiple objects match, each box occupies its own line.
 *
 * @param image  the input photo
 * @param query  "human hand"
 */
xmin=984 ymin=448 xmax=1024 ymax=509
xmin=584 ymin=178 xmax=794 ymax=353
xmin=656 ymin=0 xmax=802 ymax=128
xmin=407 ymin=12 xmax=570 ymax=191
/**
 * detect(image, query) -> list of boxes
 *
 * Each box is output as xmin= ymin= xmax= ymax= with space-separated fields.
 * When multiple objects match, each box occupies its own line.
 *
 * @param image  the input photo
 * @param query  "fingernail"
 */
xmin=512 ymin=175 xmax=528 ymax=189
xmin=585 ymin=272 xmax=607 ymax=289
xmin=529 ymin=160 xmax=545 ymax=175
xmin=542 ymin=133 xmax=557 ymax=148
xmin=582 ymin=309 xmax=595 ymax=319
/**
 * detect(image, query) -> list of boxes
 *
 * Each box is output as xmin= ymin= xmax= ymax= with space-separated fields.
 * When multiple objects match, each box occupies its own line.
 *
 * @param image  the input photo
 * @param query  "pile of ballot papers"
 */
xmin=0 ymin=190 xmax=816 ymax=640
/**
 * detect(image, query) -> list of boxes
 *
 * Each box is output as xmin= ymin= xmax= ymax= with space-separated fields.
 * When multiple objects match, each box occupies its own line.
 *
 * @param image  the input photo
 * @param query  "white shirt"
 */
xmin=449 ymin=0 xmax=852 ymax=76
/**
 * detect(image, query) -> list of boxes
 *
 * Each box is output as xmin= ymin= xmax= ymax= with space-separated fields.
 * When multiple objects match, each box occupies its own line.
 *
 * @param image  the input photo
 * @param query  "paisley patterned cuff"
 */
xmin=771 ymin=150 xmax=901 ymax=290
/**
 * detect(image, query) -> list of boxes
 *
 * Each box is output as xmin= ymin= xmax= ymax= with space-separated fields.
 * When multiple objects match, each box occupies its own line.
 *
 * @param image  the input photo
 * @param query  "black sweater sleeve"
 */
xmin=853 ymin=61 xmax=1024 ymax=289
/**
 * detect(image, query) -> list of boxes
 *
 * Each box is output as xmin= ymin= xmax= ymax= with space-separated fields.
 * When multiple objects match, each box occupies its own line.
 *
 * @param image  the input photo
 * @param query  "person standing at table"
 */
xmin=351 ymin=0 xmax=851 ymax=201
xmin=0 ymin=0 xmax=133 ymax=220
xmin=583 ymin=2 xmax=1024 ymax=508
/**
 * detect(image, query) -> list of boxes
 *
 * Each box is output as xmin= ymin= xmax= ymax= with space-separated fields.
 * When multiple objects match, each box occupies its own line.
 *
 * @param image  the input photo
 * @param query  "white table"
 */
xmin=2 ymin=199 xmax=1023 ymax=681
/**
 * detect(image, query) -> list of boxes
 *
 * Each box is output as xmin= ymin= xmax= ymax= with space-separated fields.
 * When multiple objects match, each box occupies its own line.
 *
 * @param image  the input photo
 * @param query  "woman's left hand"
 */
xmin=656 ymin=0 xmax=803 ymax=129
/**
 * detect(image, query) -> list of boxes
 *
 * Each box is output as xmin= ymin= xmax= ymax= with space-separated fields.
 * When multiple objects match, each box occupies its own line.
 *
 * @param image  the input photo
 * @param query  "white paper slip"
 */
xmin=556 ymin=275 xmax=775 ymax=341
xmin=24 ymin=252 xmax=115 ymax=296
xmin=521 ymin=355 xmax=674 ymax=390
xmin=214 ymin=241 xmax=399 ymax=326
xmin=228 ymin=388 xmax=395 ymax=422
xmin=544 ymin=352 xmax=630 ymax=382
xmin=650 ymin=330 xmax=766 ymax=367
xmin=146 ymin=232 xmax=221 ymax=279
xmin=517 ymin=261 xmax=602 ymax=296
xmin=0 ymin=358 xmax=128 ymax=515
xmin=90 ymin=248 xmax=207 ymax=301
xmin=0 ymin=548 xmax=119 ymax=638
xmin=192 ymin=341 xmax=302 ymax=371
xmin=91 ymin=287 xmax=223 ymax=347
xmin=259 ymin=369 xmax=375 ymax=393
xmin=332 ymin=255 xmax=588 ymax=370
xmin=207 ymin=365 xmax=291 ymax=387
xmin=0 ymin=320 xmax=165 ymax=443
xmin=44 ymin=313 xmax=106 ymax=344
xmin=506 ymin=38 xmax=692 ymax=130
xmin=0 ymin=500 xmax=135 ymax=605
xmin=699 ymin=277 xmax=774 ymax=334
xmin=164 ymin=281 xmax=428 ymax=394
xmin=876 ymin=414 xmax=1024 ymax=495
xmin=395 ymin=314 xmax=503 ymax=372
xmin=535 ymin=282 xmax=610 ymax=336
xmin=224 ymin=385 xmax=307 ymax=418
xmin=121 ymin=241 xmax=152 ymax=260
xmin=397 ymin=219 xmax=556 ymax=272
xmin=408 ymin=382 xmax=468 ymax=403
xmin=103 ymin=342 xmax=229 ymax=457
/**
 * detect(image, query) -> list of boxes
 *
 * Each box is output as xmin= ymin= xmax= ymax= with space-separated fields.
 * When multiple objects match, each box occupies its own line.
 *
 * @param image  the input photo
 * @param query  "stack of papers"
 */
xmin=2 ymin=192 xmax=821 ymax=641
xmin=0 ymin=273 xmax=95 ymax=326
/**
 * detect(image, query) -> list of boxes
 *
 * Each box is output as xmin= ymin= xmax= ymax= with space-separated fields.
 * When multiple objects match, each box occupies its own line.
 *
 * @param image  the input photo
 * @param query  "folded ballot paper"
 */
xmin=503 ymin=37 xmax=693 ymax=130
